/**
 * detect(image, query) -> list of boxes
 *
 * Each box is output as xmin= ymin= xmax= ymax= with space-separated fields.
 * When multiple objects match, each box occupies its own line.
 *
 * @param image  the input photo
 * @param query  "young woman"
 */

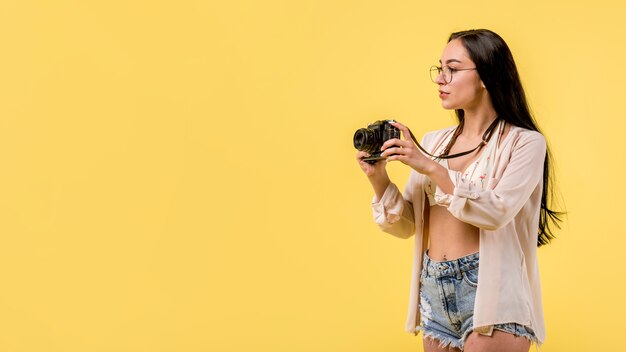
xmin=355 ymin=29 xmax=562 ymax=352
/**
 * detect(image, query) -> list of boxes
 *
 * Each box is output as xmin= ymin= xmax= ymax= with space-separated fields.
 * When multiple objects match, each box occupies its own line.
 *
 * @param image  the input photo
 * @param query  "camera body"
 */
xmin=353 ymin=119 xmax=401 ymax=164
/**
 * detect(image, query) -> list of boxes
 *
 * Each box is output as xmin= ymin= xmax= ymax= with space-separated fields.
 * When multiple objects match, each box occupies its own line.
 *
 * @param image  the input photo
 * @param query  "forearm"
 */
xmin=425 ymin=162 xmax=455 ymax=195
xmin=368 ymin=172 xmax=391 ymax=202
xmin=370 ymin=176 xmax=416 ymax=239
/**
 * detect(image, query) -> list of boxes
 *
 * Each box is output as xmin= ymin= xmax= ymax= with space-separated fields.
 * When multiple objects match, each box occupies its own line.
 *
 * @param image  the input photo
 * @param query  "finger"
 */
xmin=387 ymin=154 xmax=407 ymax=163
xmin=389 ymin=121 xmax=406 ymax=130
xmin=381 ymin=146 xmax=404 ymax=158
xmin=356 ymin=152 xmax=371 ymax=162
xmin=381 ymin=138 xmax=410 ymax=151
xmin=357 ymin=153 xmax=376 ymax=165
xmin=389 ymin=122 xmax=416 ymax=145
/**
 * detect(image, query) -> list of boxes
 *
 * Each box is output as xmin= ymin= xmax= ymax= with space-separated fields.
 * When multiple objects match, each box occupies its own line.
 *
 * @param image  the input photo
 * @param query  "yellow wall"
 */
xmin=0 ymin=0 xmax=623 ymax=351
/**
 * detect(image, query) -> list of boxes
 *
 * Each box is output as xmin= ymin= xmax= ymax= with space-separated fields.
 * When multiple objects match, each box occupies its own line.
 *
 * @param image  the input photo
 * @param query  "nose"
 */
xmin=435 ymin=71 xmax=447 ymax=85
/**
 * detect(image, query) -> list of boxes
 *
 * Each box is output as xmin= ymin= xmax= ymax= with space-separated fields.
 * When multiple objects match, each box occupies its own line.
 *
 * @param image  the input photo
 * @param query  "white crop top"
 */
xmin=425 ymin=119 xmax=506 ymax=207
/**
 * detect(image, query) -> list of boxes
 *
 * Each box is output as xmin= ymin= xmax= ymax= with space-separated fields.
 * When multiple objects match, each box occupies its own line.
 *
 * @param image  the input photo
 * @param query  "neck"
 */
xmin=461 ymin=107 xmax=499 ymax=137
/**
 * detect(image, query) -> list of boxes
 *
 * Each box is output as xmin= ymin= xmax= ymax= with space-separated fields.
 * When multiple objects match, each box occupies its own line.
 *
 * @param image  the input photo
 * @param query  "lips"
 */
xmin=438 ymin=90 xmax=449 ymax=98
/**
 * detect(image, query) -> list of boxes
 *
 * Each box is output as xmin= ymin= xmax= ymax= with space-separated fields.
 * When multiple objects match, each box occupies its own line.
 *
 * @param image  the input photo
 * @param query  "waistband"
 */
xmin=422 ymin=250 xmax=479 ymax=279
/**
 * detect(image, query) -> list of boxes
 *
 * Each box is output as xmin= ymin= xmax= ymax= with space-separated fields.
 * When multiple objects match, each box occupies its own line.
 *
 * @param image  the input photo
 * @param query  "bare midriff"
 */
xmin=427 ymin=205 xmax=479 ymax=262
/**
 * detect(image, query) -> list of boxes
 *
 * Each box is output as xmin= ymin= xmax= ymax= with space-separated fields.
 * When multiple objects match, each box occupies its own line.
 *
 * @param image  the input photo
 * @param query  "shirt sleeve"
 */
xmin=433 ymin=132 xmax=547 ymax=230
xmin=370 ymin=131 xmax=432 ymax=239
xmin=371 ymin=179 xmax=416 ymax=239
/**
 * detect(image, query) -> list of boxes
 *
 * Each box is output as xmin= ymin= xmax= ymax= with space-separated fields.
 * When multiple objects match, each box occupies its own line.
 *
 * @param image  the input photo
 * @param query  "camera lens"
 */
xmin=353 ymin=128 xmax=376 ymax=153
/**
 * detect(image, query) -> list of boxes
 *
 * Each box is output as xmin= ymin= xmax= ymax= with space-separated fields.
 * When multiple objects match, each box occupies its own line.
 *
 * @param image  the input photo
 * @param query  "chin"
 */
xmin=441 ymin=101 xmax=458 ymax=110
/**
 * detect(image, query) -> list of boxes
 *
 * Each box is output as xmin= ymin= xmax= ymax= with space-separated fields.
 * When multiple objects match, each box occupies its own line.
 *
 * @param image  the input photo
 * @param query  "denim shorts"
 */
xmin=419 ymin=250 xmax=538 ymax=351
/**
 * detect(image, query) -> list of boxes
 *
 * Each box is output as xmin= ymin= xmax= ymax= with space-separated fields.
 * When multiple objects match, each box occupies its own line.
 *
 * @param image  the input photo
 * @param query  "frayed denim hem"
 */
xmin=492 ymin=324 xmax=540 ymax=348
xmin=422 ymin=330 xmax=464 ymax=351
xmin=457 ymin=324 xmax=542 ymax=352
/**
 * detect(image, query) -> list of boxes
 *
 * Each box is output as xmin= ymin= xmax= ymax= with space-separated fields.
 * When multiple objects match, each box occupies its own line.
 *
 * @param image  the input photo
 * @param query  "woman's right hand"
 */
xmin=356 ymin=151 xmax=388 ymax=177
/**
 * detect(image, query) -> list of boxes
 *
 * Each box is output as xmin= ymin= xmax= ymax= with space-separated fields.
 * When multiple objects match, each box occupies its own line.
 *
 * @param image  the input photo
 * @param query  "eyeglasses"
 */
xmin=430 ymin=65 xmax=477 ymax=84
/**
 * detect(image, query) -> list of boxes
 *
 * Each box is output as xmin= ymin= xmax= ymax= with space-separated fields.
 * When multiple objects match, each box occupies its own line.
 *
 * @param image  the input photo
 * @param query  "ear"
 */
xmin=480 ymin=80 xmax=486 ymax=89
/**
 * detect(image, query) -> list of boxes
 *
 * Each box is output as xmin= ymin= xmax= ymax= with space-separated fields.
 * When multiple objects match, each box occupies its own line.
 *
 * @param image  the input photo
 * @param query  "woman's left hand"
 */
xmin=380 ymin=121 xmax=438 ymax=175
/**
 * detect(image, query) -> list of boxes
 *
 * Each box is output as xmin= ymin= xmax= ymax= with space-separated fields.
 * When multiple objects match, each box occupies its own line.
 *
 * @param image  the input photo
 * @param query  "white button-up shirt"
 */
xmin=371 ymin=124 xmax=547 ymax=345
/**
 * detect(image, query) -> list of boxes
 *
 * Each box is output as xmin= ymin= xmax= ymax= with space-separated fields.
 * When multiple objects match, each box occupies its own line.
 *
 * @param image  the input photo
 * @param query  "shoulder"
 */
xmin=510 ymin=126 xmax=546 ymax=145
xmin=507 ymin=126 xmax=547 ymax=155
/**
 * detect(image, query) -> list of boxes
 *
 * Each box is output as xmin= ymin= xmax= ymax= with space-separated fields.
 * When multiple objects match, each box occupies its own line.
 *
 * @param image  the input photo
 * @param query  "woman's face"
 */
xmin=436 ymin=39 xmax=486 ymax=111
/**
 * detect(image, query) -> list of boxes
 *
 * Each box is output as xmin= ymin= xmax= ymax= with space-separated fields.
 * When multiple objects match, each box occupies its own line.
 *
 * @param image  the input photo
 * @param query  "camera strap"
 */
xmin=406 ymin=117 xmax=501 ymax=160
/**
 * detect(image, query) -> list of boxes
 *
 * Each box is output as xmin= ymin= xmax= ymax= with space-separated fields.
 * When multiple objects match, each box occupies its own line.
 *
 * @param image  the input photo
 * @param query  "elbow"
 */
xmin=386 ymin=227 xmax=415 ymax=239
xmin=383 ymin=229 xmax=415 ymax=240
xmin=450 ymin=203 xmax=514 ymax=231
xmin=477 ymin=222 xmax=503 ymax=231
xmin=372 ymin=204 xmax=415 ymax=239
xmin=377 ymin=220 xmax=415 ymax=239
xmin=472 ymin=210 xmax=515 ymax=231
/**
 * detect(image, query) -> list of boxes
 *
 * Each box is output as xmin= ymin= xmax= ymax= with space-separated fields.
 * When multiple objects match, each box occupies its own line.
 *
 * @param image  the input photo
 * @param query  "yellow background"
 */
xmin=0 ymin=0 xmax=623 ymax=351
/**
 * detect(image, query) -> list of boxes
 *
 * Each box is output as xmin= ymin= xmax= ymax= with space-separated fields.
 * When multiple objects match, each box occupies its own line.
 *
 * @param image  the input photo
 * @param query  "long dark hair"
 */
xmin=447 ymin=29 xmax=564 ymax=246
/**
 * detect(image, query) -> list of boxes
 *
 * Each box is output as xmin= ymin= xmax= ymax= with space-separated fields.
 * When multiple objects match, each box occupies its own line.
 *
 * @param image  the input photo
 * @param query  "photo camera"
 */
xmin=353 ymin=119 xmax=401 ymax=164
